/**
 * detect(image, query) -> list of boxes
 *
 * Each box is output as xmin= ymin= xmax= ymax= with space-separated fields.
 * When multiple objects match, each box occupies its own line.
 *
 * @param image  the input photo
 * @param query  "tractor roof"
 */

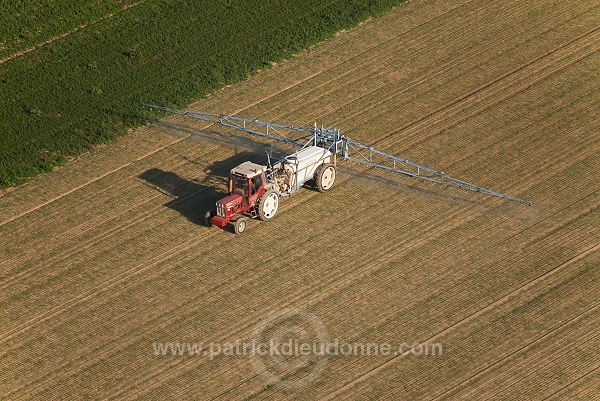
xmin=231 ymin=161 xmax=266 ymax=178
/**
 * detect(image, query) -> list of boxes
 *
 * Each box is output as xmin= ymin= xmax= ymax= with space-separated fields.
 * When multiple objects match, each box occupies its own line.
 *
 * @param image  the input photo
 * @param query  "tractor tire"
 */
xmin=203 ymin=209 xmax=214 ymax=227
xmin=258 ymin=189 xmax=279 ymax=221
xmin=315 ymin=163 xmax=336 ymax=192
xmin=234 ymin=217 xmax=247 ymax=235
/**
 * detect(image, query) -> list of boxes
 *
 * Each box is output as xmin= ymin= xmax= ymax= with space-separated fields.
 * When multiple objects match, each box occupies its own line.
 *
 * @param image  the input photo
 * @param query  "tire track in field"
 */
xmin=14 ymin=28 xmax=600 ymax=396
xmin=0 ymin=2 xmax=146 ymax=65
xmin=351 ymin=23 xmax=600 ymax=148
xmin=0 ymin=143 xmax=211 ymax=268
xmin=0 ymin=157 xmax=203 ymax=290
xmin=346 ymin=35 xmax=600 ymax=199
xmin=0 ymin=141 xmax=220 ymax=274
xmin=0 ymin=144 xmax=186 ymax=235
xmin=0 ymin=168 xmax=222 ymax=300
xmin=403 ymin=43 xmax=600 ymax=147
xmin=429 ymin=303 xmax=600 ymax=399
xmin=266 ymin=0 xmax=503 ymax=118
xmin=327 ymin=33 xmax=600 ymax=211
xmin=481 ymin=332 xmax=600 ymax=401
xmin=318 ymin=243 xmax=600 ymax=400
xmin=429 ymin=90 xmax=600 ymax=201
xmin=437 ymin=86 xmax=600 ymax=174
xmin=544 ymin=364 xmax=600 ymax=400
xmin=0 ymin=150 xmax=188 ymax=271
xmin=279 ymin=0 xmax=594 ymax=131
xmin=304 ymin=2 xmax=600 ymax=137
xmin=373 ymin=28 xmax=600 ymax=152
xmin=0 ymin=0 xmax=478 ymax=229
xmin=318 ymin=11 xmax=599 ymax=141
xmin=0 ymin=135 xmax=189 ymax=228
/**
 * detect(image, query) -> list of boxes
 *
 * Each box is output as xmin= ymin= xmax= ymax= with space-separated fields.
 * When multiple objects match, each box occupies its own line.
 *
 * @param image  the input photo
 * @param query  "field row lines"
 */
xmin=544 ymin=364 xmax=600 ymax=400
xmin=0 ymin=141 xmax=225 ymax=275
xmin=319 ymin=242 xmax=600 ymax=400
xmin=430 ymin=307 xmax=600 ymax=399
xmin=276 ymin=0 xmax=594 ymax=135
xmin=0 ymin=164 xmax=202 ymax=289
xmin=486 ymin=332 xmax=600 ymax=401
xmin=7 ymin=170 xmax=428 ymax=397
xmin=270 ymin=0 xmax=597 ymax=139
xmin=266 ymin=0 xmax=504 ymax=121
xmin=373 ymin=26 xmax=600 ymax=153
xmin=329 ymin=29 xmax=600 ymax=209
xmin=0 ymin=148 xmax=193 ymax=271
xmin=17 ymin=117 xmax=548 ymax=396
xmin=155 ymin=200 xmax=600 ymax=395
xmin=104 ymin=190 xmax=483 ymax=399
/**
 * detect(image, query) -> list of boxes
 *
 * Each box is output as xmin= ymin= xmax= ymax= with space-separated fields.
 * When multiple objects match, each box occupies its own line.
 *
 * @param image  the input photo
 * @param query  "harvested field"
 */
xmin=1 ymin=0 xmax=599 ymax=399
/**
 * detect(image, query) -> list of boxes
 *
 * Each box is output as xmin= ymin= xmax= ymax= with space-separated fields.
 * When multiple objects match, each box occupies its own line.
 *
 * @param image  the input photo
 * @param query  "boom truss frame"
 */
xmin=145 ymin=104 xmax=531 ymax=205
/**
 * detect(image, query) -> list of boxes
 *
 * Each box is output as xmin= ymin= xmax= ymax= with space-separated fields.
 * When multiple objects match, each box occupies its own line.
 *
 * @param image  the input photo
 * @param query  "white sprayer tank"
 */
xmin=284 ymin=146 xmax=332 ymax=188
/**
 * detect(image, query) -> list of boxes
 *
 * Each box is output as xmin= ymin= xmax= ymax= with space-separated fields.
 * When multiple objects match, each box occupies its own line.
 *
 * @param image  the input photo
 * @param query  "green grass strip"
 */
xmin=0 ymin=0 xmax=403 ymax=187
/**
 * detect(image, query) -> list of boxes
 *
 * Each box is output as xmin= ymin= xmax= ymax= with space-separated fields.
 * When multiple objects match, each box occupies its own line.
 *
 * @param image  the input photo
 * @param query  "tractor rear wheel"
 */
xmin=258 ymin=189 xmax=279 ymax=221
xmin=315 ymin=163 xmax=336 ymax=192
xmin=234 ymin=217 xmax=247 ymax=235
xmin=204 ymin=209 xmax=214 ymax=227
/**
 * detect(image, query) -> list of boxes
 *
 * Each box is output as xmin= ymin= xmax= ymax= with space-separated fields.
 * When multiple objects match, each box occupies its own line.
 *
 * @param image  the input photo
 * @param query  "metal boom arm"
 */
xmin=145 ymin=104 xmax=531 ymax=205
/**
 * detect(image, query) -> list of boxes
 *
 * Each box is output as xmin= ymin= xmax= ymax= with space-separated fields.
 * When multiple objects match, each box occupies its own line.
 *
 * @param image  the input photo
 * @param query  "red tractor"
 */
xmin=204 ymin=161 xmax=280 ymax=234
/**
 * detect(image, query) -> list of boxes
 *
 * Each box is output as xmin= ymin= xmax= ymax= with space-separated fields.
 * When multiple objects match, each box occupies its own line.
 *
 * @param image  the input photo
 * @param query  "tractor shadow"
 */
xmin=137 ymin=152 xmax=264 ymax=226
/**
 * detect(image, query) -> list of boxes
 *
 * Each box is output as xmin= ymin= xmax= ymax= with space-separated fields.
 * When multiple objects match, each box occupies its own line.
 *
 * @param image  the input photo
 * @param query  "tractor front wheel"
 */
xmin=234 ymin=218 xmax=247 ymax=235
xmin=258 ymin=189 xmax=279 ymax=221
xmin=203 ymin=209 xmax=214 ymax=227
xmin=315 ymin=163 xmax=336 ymax=192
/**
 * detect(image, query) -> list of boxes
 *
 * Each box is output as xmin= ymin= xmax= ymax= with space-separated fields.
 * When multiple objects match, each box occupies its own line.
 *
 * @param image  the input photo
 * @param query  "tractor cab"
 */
xmin=206 ymin=161 xmax=269 ymax=230
xmin=229 ymin=161 xmax=267 ymax=201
